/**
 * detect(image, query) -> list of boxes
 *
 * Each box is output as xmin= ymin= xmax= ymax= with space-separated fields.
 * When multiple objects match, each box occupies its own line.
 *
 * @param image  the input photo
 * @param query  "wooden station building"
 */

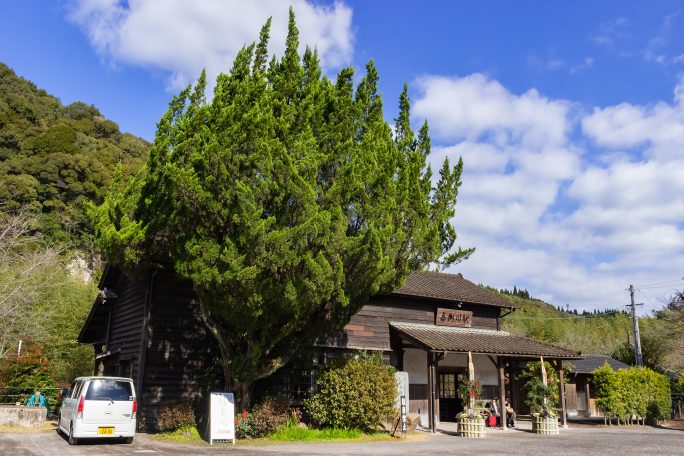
xmin=79 ymin=266 xmax=580 ymax=431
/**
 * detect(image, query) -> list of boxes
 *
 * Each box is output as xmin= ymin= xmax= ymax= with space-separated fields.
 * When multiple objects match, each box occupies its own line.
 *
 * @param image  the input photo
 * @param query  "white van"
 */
xmin=58 ymin=376 xmax=137 ymax=445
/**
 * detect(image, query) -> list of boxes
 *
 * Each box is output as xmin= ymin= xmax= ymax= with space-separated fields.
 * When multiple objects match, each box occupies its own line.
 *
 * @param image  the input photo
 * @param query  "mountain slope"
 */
xmin=0 ymin=62 xmax=149 ymax=245
xmin=497 ymin=289 xmax=663 ymax=357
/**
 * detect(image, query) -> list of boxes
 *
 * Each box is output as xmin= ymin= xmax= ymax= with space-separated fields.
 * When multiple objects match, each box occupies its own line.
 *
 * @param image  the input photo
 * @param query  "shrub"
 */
xmin=157 ymin=400 xmax=196 ymax=432
xmin=250 ymin=396 xmax=290 ymax=437
xmin=518 ymin=361 xmax=559 ymax=417
xmin=235 ymin=410 xmax=253 ymax=439
xmin=592 ymin=363 xmax=671 ymax=424
xmin=304 ymin=354 xmax=396 ymax=431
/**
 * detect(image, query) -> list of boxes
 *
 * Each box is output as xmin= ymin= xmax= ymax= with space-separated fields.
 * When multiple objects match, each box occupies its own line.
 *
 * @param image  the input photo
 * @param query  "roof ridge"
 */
xmin=410 ymin=270 xmax=464 ymax=278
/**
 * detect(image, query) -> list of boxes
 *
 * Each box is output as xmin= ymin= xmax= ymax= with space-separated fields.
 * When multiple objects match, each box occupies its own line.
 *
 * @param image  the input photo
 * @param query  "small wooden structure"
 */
xmin=563 ymin=354 xmax=630 ymax=418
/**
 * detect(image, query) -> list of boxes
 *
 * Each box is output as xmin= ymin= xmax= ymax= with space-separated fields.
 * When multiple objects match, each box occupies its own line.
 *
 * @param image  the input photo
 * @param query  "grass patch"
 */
xmin=0 ymin=421 xmax=56 ymax=433
xmin=148 ymin=424 xmax=412 ymax=447
xmin=150 ymin=425 xmax=205 ymax=445
xmin=267 ymin=426 xmax=393 ymax=442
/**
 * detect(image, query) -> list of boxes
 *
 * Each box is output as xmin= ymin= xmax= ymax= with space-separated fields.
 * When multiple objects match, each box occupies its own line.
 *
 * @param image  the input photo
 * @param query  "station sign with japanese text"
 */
xmin=436 ymin=308 xmax=473 ymax=327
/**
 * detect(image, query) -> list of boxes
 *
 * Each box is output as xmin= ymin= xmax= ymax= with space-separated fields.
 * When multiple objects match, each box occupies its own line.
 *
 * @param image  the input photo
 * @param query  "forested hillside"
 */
xmin=498 ymin=288 xmax=683 ymax=372
xmin=0 ymin=62 xmax=149 ymax=246
xmin=0 ymin=62 xmax=149 ymax=390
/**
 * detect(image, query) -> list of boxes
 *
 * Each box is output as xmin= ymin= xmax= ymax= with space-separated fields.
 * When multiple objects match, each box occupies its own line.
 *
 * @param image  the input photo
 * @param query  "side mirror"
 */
xmin=61 ymin=388 xmax=69 ymax=397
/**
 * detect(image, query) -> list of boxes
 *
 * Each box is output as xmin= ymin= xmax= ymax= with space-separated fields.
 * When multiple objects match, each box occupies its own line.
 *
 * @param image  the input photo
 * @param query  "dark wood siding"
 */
xmin=139 ymin=270 xmax=220 ymax=431
xmin=320 ymin=295 xmax=500 ymax=350
xmin=409 ymin=383 xmax=428 ymax=416
xmin=105 ymin=274 xmax=147 ymax=381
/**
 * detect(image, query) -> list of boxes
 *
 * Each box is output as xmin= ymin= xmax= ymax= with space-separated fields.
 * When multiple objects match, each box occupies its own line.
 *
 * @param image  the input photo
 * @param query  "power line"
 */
xmin=508 ymin=311 xmax=622 ymax=321
xmin=637 ymin=283 xmax=684 ymax=290
xmin=634 ymin=278 xmax=684 ymax=288
xmin=636 ymin=289 xmax=665 ymax=307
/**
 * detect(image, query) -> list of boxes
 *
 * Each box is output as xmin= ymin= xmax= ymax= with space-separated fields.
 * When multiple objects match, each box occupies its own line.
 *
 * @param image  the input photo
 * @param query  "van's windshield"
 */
xmin=84 ymin=379 xmax=133 ymax=401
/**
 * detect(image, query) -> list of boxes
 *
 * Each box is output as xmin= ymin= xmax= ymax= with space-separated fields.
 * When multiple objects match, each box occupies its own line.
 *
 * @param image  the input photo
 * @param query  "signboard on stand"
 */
xmin=395 ymin=371 xmax=409 ymax=437
xmin=209 ymin=392 xmax=235 ymax=445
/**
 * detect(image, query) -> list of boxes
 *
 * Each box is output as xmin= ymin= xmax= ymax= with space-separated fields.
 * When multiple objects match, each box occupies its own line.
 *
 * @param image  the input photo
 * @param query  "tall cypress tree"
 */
xmin=91 ymin=9 xmax=473 ymax=407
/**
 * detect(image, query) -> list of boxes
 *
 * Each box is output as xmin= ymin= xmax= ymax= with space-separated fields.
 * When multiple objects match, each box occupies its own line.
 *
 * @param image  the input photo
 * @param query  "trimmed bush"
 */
xmin=304 ymin=354 xmax=396 ymax=431
xmin=157 ymin=400 xmax=196 ymax=432
xmin=592 ymin=362 xmax=671 ymax=425
xmin=250 ymin=396 xmax=290 ymax=437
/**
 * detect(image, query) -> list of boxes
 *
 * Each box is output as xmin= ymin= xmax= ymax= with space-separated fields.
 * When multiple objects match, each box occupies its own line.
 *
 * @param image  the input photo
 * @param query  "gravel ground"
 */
xmin=1 ymin=421 xmax=681 ymax=456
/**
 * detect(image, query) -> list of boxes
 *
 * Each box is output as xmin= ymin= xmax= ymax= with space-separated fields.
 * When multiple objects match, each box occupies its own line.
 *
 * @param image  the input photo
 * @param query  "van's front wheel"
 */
xmin=122 ymin=437 xmax=134 ymax=444
xmin=68 ymin=424 xmax=78 ymax=445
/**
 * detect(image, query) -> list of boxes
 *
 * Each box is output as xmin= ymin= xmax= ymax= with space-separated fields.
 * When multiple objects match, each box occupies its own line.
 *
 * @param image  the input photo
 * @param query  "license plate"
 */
xmin=98 ymin=427 xmax=114 ymax=435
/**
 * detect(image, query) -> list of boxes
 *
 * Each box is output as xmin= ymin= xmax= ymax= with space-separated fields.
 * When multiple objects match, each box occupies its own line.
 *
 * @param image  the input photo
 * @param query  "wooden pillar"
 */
xmin=584 ymin=380 xmax=591 ymax=415
xmin=427 ymin=352 xmax=435 ymax=433
xmin=432 ymin=354 xmax=439 ymax=432
xmin=557 ymin=366 xmax=568 ymax=428
xmin=497 ymin=357 xmax=507 ymax=430
xmin=510 ymin=365 xmax=519 ymax=412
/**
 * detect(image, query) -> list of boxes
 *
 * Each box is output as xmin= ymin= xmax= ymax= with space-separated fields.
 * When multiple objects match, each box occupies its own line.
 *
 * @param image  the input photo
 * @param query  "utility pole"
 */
xmin=627 ymin=285 xmax=644 ymax=367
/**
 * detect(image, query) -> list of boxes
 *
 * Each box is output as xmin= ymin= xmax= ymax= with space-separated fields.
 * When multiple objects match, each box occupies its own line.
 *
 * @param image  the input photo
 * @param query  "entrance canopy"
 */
xmin=390 ymin=322 xmax=580 ymax=359
xmin=390 ymin=321 xmax=581 ymax=433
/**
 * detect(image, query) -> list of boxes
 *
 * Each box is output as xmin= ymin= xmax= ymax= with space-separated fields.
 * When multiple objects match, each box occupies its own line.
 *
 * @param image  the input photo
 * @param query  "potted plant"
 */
xmin=456 ymin=378 xmax=485 ymax=438
xmin=522 ymin=361 xmax=560 ymax=435
xmin=531 ymin=407 xmax=559 ymax=435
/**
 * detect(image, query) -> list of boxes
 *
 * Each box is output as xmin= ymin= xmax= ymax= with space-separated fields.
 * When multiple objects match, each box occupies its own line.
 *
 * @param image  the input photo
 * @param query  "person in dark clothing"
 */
xmin=505 ymin=401 xmax=516 ymax=427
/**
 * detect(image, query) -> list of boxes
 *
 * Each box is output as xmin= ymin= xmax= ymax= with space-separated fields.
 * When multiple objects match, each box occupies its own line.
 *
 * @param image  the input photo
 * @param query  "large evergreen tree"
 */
xmin=91 ymin=10 xmax=473 ymax=406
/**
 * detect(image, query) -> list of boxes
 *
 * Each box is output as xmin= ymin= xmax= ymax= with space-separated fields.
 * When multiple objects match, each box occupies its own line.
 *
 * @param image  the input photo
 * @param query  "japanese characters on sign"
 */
xmin=436 ymin=308 xmax=473 ymax=327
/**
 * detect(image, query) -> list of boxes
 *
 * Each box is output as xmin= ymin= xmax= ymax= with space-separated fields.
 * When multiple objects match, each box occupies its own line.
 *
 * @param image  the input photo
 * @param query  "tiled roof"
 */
xmin=563 ymin=354 xmax=631 ymax=374
xmin=392 ymin=271 xmax=515 ymax=309
xmin=390 ymin=321 xmax=581 ymax=359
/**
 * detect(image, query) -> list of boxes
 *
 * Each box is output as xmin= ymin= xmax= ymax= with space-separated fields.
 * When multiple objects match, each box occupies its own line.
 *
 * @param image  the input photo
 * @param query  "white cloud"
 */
xmin=582 ymin=76 xmax=684 ymax=161
xmin=413 ymin=74 xmax=570 ymax=148
xmin=68 ymin=0 xmax=354 ymax=91
xmin=413 ymin=73 xmax=684 ymax=314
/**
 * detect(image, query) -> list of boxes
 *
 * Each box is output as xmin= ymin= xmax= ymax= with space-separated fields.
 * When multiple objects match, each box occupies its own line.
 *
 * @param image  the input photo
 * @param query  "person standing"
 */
xmin=505 ymin=400 xmax=516 ymax=427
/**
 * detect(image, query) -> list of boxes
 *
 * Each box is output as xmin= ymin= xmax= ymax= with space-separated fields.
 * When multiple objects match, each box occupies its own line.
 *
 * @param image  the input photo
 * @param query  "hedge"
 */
xmin=592 ymin=362 xmax=671 ymax=425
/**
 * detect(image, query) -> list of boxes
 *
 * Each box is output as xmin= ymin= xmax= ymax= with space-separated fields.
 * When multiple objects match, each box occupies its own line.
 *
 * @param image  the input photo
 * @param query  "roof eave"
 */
xmin=388 ymin=292 xmax=517 ymax=310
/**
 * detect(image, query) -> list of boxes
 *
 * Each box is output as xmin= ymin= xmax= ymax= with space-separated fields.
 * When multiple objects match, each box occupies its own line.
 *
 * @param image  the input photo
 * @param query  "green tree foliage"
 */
xmin=0 ymin=209 xmax=59 ymax=361
xmin=0 ymin=209 xmax=97 ymax=384
xmin=611 ymin=334 xmax=668 ymax=370
xmin=1 ymin=352 xmax=55 ymax=394
xmin=0 ymin=62 xmax=149 ymax=245
xmin=592 ymin=362 xmax=671 ymax=425
xmin=518 ymin=361 xmax=559 ymax=416
xmin=91 ymin=11 xmax=472 ymax=406
xmin=672 ymin=374 xmax=684 ymax=418
xmin=655 ymin=291 xmax=684 ymax=370
xmin=304 ymin=355 xmax=396 ymax=431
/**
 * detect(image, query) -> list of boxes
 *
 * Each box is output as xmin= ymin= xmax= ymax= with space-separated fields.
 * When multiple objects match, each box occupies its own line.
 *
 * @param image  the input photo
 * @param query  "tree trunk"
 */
xmin=224 ymin=371 xmax=253 ymax=412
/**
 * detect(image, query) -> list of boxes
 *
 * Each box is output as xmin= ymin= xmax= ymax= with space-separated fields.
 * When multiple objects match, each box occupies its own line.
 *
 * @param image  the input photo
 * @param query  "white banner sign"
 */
xmin=395 ymin=371 xmax=409 ymax=436
xmin=209 ymin=392 xmax=235 ymax=445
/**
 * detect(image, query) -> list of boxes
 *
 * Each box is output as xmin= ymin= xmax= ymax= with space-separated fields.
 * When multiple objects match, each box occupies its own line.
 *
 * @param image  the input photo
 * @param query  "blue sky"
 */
xmin=2 ymin=1 xmax=684 ymax=313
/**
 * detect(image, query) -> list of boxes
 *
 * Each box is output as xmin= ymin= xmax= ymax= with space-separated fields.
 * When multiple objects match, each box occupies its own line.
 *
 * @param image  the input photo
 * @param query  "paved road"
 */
xmin=2 ymin=425 xmax=682 ymax=456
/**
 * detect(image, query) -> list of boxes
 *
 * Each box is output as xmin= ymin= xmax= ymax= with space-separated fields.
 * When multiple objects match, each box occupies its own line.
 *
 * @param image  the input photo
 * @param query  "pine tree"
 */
xmin=91 ymin=10 xmax=472 ymax=408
